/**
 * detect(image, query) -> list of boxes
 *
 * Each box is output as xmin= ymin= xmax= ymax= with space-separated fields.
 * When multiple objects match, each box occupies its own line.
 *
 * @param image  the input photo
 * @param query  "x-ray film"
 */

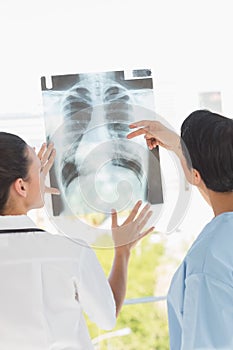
xmin=40 ymin=69 xmax=163 ymax=236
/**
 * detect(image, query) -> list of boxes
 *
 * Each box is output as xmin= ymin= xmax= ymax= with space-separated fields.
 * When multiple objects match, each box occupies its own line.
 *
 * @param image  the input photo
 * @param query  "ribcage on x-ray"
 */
xmin=59 ymin=78 xmax=143 ymax=194
xmin=61 ymin=85 xmax=93 ymax=188
xmin=104 ymin=84 xmax=133 ymax=138
xmin=103 ymin=84 xmax=143 ymax=183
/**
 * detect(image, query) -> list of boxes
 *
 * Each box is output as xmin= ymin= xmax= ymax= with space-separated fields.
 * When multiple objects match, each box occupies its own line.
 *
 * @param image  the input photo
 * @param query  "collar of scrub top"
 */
xmin=0 ymin=215 xmax=45 ymax=234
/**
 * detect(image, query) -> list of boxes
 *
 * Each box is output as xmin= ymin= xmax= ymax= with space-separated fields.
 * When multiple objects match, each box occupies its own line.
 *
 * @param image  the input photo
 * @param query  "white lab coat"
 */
xmin=0 ymin=215 xmax=116 ymax=350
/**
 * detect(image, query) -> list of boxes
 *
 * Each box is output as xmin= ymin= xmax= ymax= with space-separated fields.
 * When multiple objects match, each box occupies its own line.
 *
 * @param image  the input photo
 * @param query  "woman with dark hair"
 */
xmin=128 ymin=110 xmax=233 ymax=350
xmin=0 ymin=132 xmax=154 ymax=350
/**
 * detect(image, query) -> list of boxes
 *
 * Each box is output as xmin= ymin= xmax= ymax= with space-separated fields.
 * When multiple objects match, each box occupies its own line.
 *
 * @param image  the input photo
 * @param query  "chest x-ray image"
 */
xmin=41 ymin=69 xmax=163 ymax=244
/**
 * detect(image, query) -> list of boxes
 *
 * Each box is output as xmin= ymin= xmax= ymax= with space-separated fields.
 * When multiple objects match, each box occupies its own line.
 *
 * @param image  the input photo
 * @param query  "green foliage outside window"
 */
xmin=86 ymin=234 xmax=169 ymax=350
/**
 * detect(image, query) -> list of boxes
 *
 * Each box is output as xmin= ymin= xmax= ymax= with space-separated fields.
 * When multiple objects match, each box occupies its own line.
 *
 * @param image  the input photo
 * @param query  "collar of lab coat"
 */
xmin=0 ymin=215 xmax=37 ymax=230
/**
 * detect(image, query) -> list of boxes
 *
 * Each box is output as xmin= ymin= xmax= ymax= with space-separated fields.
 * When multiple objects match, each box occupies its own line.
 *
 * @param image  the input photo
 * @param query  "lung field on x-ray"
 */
xmin=41 ymin=70 xmax=163 ymax=223
xmin=61 ymin=74 xmax=136 ymax=188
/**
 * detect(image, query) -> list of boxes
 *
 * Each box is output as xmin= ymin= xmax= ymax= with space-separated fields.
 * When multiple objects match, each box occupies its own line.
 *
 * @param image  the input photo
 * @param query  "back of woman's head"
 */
xmin=181 ymin=109 xmax=233 ymax=192
xmin=0 ymin=132 xmax=30 ymax=214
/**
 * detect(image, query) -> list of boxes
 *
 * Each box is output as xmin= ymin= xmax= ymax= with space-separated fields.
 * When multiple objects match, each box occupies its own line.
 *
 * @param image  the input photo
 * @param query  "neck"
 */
xmin=2 ymin=198 xmax=27 ymax=216
xmin=2 ymin=210 xmax=27 ymax=216
xmin=208 ymin=190 xmax=233 ymax=217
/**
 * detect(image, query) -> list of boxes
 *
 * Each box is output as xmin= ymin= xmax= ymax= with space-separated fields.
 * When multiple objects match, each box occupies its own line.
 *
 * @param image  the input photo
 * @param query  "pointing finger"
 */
xmin=127 ymin=128 xmax=148 ymax=139
xmin=128 ymin=120 xmax=152 ymax=128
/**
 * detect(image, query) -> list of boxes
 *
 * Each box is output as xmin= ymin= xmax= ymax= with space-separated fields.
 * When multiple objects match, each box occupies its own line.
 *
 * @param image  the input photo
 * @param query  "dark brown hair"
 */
xmin=181 ymin=110 xmax=233 ymax=192
xmin=0 ymin=132 xmax=30 ymax=214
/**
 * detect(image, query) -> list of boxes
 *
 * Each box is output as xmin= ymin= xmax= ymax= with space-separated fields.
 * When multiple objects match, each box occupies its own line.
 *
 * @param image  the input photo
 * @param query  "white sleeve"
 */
xmin=77 ymin=246 xmax=116 ymax=330
xmin=181 ymin=273 xmax=233 ymax=349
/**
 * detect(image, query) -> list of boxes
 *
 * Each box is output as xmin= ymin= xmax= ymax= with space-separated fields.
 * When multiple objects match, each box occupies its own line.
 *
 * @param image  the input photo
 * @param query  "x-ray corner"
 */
xmin=40 ymin=69 xmax=163 ymax=244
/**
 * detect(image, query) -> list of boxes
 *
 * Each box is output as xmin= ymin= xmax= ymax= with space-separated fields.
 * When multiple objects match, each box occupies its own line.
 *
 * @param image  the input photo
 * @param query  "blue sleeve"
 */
xmin=182 ymin=273 xmax=233 ymax=349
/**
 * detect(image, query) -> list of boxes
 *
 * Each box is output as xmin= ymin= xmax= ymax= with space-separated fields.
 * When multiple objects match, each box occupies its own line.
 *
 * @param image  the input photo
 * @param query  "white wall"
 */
xmin=0 ymin=0 xmax=233 ymax=125
xmin=0 ymin=0 xmax=228 ymax=235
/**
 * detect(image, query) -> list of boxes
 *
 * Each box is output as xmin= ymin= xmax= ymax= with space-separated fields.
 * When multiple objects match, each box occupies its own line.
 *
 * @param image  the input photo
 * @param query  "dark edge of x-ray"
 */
xmin=132 ymin=69 xmax=152 ymax=78
xmin=40 ymin=69 xmax=163 ymax=223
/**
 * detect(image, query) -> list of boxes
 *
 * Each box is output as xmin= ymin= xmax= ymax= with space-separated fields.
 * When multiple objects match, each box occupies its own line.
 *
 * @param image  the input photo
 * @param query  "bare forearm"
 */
xmin=108 ymin=248 xmax=131 ymax=317
xmin=109 ymin=201 xmax=153 ymax=317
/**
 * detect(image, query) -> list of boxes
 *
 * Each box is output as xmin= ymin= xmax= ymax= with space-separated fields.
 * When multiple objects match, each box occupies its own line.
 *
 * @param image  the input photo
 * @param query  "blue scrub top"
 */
xmin=167 ymin=212 xmax=233 ymax=350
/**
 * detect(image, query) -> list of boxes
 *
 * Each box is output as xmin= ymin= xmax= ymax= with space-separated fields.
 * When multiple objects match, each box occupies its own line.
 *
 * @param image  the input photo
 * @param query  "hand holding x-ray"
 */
xmin=111 ymin=200 xmax=154 ymax=249
xmin=37 ymin=143 xmax=60 ymax=195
